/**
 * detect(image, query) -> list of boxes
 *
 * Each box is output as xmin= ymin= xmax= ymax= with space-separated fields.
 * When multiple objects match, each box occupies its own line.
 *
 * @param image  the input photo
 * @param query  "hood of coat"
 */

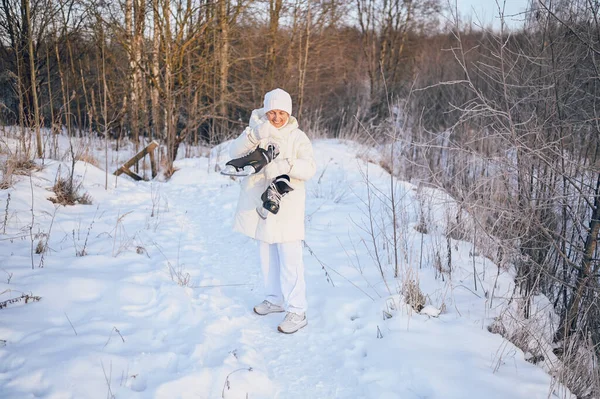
xmin=248 ymin=108 xmax=299 ymax=135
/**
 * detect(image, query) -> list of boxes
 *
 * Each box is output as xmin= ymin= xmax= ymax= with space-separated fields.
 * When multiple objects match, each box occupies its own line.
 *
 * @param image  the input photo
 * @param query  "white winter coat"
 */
xmin=230 ymin=108 xmax=316 ymax=244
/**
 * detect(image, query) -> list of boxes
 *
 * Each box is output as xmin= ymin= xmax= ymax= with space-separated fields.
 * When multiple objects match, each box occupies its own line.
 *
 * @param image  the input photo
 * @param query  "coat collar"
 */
xmin=249 ymin=108 xmax=298 ymax=135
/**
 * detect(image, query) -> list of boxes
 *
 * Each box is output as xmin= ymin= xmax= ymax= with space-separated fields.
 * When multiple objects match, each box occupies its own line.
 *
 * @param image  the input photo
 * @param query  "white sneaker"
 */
xmin=277 ymin=312 xmax=307 ymax=334
xmin=253 ymin=300 xmax=285 ymax=315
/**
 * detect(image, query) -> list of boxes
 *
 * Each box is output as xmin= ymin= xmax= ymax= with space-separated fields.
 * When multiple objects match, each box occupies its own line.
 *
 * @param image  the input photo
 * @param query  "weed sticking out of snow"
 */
xmin=50 ymin=175 xmax=92 ymax=206
xmin=2 ymin=192 xmax=11 ymax=233
xmin=0 ymin=153 xmax=38 ymax=189
xmin=111 ymin=211 xmax=134 ymax=257
xmin=74 ymin=147 xmax=100 ymax=168
xmin=402 ymin=277 xmax=426 ymax=313
xmin=72 ymin=206 xmax=99 ymax=257
xmin=488 ymin=294 xmax=600 ymax=398
xmin=0 ymin=292 xmax=41 ymax=309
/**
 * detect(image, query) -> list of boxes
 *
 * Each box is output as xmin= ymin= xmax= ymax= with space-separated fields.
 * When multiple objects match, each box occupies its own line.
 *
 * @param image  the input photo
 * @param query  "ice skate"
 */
xmin=256 ymin=175 xmax=294 ymax=220
xmin=220 ymin=144 xmax=279 ymax=177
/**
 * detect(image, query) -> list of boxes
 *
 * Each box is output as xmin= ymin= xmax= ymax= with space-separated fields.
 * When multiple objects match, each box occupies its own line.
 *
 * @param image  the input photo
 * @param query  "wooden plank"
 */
xmin=114 ymin=140 xmax=159 ymax=180
xmin=149 ymin=147 xmax=157 ymax=178
xmin=118 ymin=166 xmax=143 ymax=181
xmin=122 ymin=141 xmax=159 ymax=169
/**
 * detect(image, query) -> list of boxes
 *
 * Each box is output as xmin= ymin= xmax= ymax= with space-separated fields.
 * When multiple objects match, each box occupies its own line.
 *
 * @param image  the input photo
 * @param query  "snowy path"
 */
xmin=0 ymin=140 xmax=570 ymax=398
xmin=147 ymin=158 xmax=360 ymax=398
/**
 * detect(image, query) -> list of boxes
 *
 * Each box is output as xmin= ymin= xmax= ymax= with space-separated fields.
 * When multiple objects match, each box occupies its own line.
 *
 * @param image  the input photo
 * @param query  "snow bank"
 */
xmin=0 ymin=138 xmax=572 ymax=398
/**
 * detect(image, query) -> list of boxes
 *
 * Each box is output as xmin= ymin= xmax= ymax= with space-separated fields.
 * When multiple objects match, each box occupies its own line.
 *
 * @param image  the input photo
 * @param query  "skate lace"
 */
xmin=266 ymin=144 xmax=280 ymax=161
xmin=266 ymin=182 xmax=283 ymax=203
xmin=267 ymin=145 xmax=275 ymax=162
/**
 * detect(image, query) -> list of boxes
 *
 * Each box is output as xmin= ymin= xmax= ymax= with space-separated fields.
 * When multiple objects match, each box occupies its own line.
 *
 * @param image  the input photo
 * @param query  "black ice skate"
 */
xmin=220 ymin=144 xmax=279 ymax=177
xmin=256 ymin=175 xmax=294 ymax=220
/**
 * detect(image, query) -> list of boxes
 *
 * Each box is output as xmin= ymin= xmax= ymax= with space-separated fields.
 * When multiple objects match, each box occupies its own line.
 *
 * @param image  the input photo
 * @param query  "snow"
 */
xmin=0 ymin=137 xmax=572 ymax=398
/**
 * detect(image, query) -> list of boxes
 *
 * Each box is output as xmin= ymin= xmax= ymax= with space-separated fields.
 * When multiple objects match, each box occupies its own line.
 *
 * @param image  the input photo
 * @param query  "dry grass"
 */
xmin=552 ymin=336 xmax=600 ymax=399
xmin=488 ymin=314 xmax=600 ymax=398
xmin=75 ymin=148 xmax=100 ymax=167
xmin=446 ymin=207 xmax=470 ymax=241
xmin=35 ymin=238 xmax=45 ymax=254
xmin=490 ymin=319 xmax=534 ymax=358
xmin=158 ymin=149 xmax=177 ymax=179
xmin=379 ymin=158 xmax=393 ymax=176
xmin=402 ymin=278 xmax=426 ymax=312
xmin=8 ymin=158 xmax=38 ymax=175
xmin=0 ymin=170 xmax=12 ymax=190
xmin=49 ymin=177 xmax=92 ymax=206
xmin=433 ymin=250 xmax=448 ymax=275
xmin=163 ymin=165 xmax=179 ymax=179
xmin=0 ymin=155 xmax=40 ymax=189
xmin=0 ymin=292 xmax=42 ymax=309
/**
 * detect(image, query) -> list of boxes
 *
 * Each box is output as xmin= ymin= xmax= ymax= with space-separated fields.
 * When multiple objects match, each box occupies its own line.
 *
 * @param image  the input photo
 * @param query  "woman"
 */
xmin=229 ymin=88 xmax=316 ymax=334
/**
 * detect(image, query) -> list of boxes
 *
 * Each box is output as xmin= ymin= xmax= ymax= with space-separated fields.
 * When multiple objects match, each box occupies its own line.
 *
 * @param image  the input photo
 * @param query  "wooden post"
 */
xmin=148 ymin=147 xmax=157 ymax=178
xmin=114 ymin=140 xmax=159 ymax=180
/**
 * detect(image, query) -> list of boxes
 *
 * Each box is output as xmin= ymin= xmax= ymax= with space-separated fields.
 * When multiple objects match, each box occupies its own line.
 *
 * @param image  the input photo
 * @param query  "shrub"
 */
xmin=402 ymin=278 xmax=426 ymax=312
xmin=50 ymin=177 xmax=92 ymax=205
xmin=75 ymin=148 xmax=100 ymax=168
xmin=0 ymin=155 xmax=39 ymax=189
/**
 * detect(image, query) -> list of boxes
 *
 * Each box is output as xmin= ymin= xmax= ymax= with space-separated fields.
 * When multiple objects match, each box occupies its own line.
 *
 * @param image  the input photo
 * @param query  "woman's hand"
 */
xmin=250 ymin=120 xmax=277 ymax=142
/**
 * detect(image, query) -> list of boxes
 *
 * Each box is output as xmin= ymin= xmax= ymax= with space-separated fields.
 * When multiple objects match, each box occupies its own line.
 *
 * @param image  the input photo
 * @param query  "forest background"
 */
xmin=1 ymin=0 xmax=599 ymax=397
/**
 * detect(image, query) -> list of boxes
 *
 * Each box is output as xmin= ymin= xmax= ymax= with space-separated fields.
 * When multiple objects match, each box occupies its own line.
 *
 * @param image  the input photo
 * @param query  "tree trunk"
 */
xmin=162 ymin=0 xmax=176 ymax=170
xmin=556 ymin=173 xmax=600 ymax=341
xmin=18 ymin=0 xmax=33 ymax=122
xmin=151 ymin=0 xmax=161 ymax=141
xmin=265 ymin=0 xmax=283 ymax=90
xmin=131 ymin=0 xmax=145 ymax=149
xmin=23 ymin=0 xmax=41 ymax=156
xmin=298 ymin=1 xmax=311 ymax=119
xmin=126 ymin=0 xmax=137 ymax=146
xmin=217 ymin=0 xmax=229 ymax=137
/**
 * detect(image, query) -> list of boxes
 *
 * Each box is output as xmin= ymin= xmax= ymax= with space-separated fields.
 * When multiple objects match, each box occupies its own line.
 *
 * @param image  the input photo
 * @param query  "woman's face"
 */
xmin=266 ymin=109 xmax=289 ymax=129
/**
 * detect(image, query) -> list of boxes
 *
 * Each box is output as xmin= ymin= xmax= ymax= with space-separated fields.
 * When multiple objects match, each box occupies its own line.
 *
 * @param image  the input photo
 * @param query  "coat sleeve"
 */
xmin=287 ymin=133 xmax=316 ymax=181
xmin=229 ymin=127 xmax=258 ymax=159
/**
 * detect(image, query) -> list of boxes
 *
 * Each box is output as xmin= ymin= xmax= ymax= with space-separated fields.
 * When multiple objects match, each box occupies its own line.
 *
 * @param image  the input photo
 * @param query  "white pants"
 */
xmin=258 ymin=240 xmax=307 ymax=315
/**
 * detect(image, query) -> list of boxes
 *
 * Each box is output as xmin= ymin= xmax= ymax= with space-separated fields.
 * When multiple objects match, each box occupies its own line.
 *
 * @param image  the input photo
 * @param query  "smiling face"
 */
xmin=266 ymin=109 xmax=290 ymax=129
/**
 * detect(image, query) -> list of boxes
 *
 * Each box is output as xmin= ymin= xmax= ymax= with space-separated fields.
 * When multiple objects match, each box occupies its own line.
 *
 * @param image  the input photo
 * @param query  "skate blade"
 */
xmin=220 ymin=165 xmax=254 ymax=176
xmin=256 ymin=206 xmax=269 ymax=220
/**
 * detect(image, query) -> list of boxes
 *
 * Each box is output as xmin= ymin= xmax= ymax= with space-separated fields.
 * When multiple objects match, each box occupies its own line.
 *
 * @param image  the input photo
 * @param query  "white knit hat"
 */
xmin=263 ymin=88 xmax=292 ymax=115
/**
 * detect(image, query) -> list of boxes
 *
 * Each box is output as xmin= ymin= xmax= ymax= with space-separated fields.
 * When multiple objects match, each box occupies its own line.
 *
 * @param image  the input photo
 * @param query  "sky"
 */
xmin=453 ymin=0 xmax=531 ymax=30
